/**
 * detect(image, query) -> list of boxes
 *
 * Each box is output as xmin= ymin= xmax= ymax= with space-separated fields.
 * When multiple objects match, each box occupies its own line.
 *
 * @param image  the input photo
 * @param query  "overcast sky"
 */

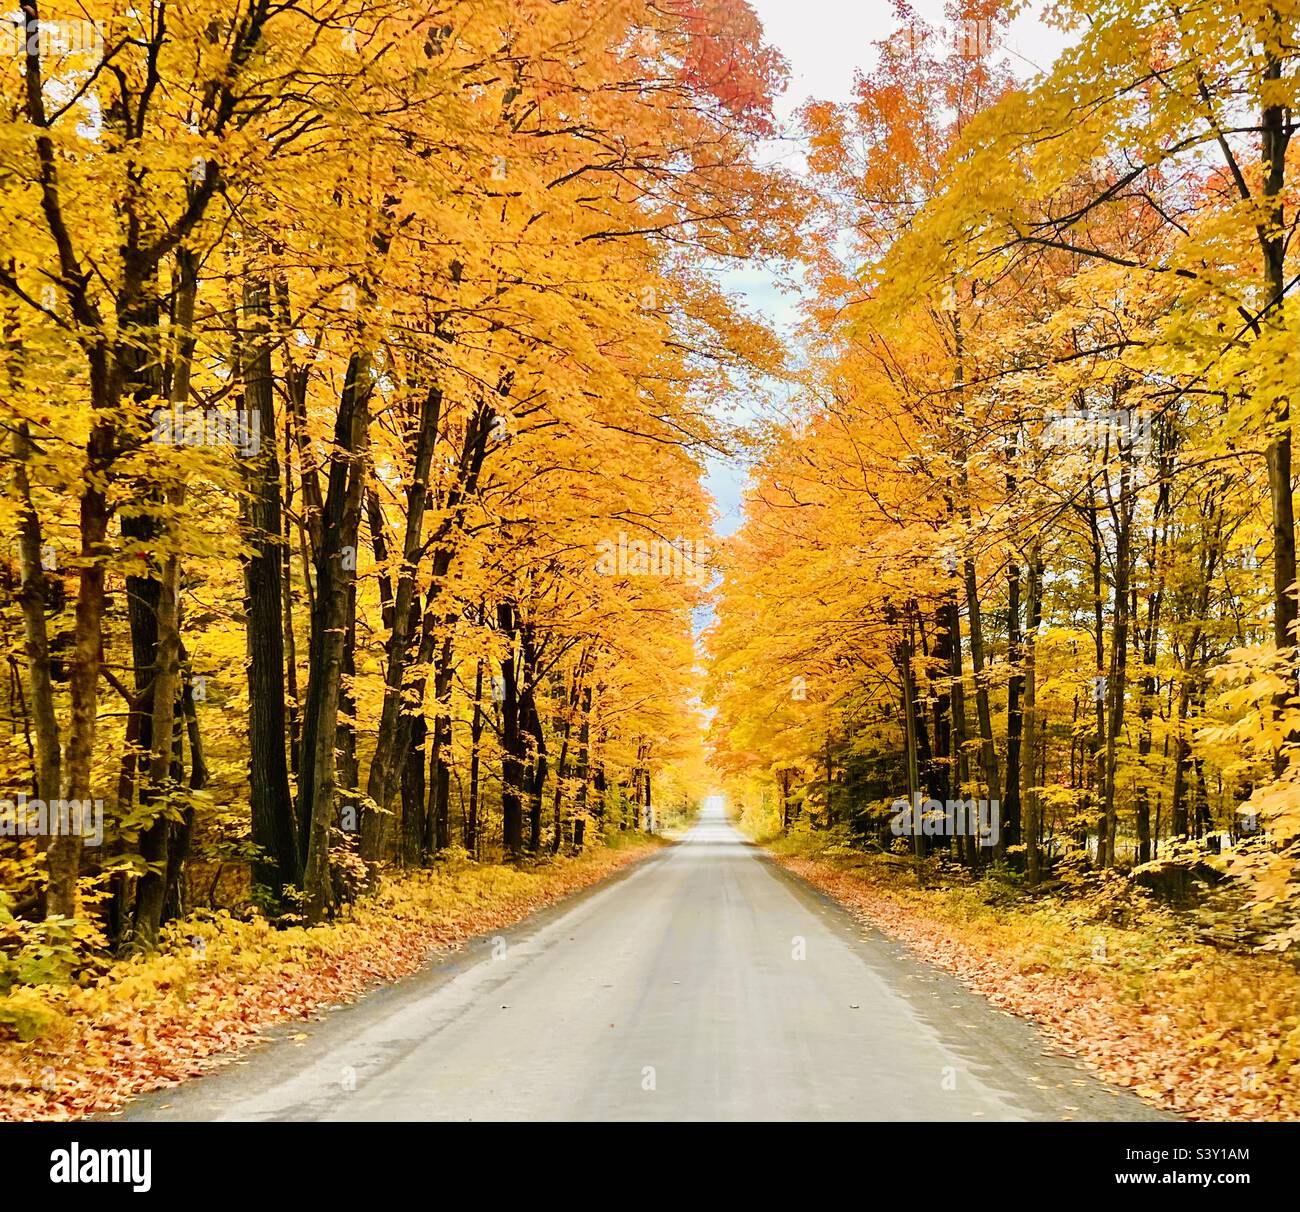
xmin=704 ymin=0 xmax=1074 ymax=536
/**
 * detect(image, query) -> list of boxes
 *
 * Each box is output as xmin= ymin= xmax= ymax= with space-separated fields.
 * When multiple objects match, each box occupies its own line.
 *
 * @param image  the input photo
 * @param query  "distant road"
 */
xmin=124 ymin=803 xmax=1168 ymax=1121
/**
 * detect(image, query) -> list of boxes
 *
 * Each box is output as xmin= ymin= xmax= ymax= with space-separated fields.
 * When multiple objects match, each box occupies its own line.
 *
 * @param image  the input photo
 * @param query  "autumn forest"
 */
xmin=0 ymin=0 xmax=1297 ymax=1133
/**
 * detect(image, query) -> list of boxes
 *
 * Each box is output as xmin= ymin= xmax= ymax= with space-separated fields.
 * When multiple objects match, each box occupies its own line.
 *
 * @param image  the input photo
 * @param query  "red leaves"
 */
xmin=666 ymin=0 xmax=786 ymax=136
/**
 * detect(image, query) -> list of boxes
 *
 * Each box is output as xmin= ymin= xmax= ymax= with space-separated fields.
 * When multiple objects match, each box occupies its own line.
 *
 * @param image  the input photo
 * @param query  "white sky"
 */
xmin=761 ymin=0 xmax=1070 ymax=127
xmin=705 ymin=0 xmax=1075 ymax=536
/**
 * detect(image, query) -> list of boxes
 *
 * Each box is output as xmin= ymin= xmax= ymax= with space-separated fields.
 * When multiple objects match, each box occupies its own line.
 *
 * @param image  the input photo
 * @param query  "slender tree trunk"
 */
xmin=592 ymin=714 xmax=608 ymax=835
xmin=130 ymin=252 xmax=202 ymax=947
xmin=525 ymin=692 xmax=546 ymax=853
xmin=1002 ymin=562 xmax=1024 ymax=858
xmin=430 ymin=630 xmax=455 ymax=855
xmin=1134 ymin=421 xmax=1172 ymax=865
xmin=402 ymin=706 xmax=428 ymax=866
xmin=239 ymin=276 xmax=298 ymax=895
xmin=498 ymin=602 xmax=525 ymax=857
xmin=1260 ymin=39 xmax=1298 ymax=759
xmin=1171 ymin=573 xmax=1216 ymax=840
xmin=336 ymin=580 xmax=360 ymax=806
xmin=1100 ymin=438 xmax=1134 ymax=867
xmin=931 ymin=603 xmax=954 ymax=815
xmin=551 ymin=724 xmax=571 ymax=853
xmin=944 ymin=592 xmax=977 ymax=866
xmin=9 ymin=423 xmax=62 ymax=857
xmin=282 ymin=409 xmax=302 ymax=775
xmin=572 ymin=681 xmax=593 ymax=850
xmin=953 ymin=307 xmax=1000 ymax=812
xmin=1023 ymin=551 xmax=1045 ymax=885
xmin=364 ymin=386 xmax=441 ymax=844
xmin=824 ymin=730 xmax=835 ymax=827
xmin=899 ymin=608 xmax=925 ymax=880
xmin=550 ymin=662 xmax=584 ymax=853
xmin=1086 ymin=478 xmax=1107 ymax=864
xmin=466 ymin=655 xmax=484 ymax=856
xmin=963 ymin=557 xmax=1000 ymax=810
xmin=130 ymin=521 xmax=183 ymax=947
xmin=162 ymin=663 xmax=208 ymax=921
xmin=299 ymin=351 xmax=372 ymax=922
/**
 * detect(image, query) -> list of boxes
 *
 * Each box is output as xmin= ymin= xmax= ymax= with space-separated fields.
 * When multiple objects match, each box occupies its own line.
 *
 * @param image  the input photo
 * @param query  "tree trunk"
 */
xmin=430 ymin=631 xmax=455 ymax=855
xmin=498 ymin=602 xmax=525 ymax=857
xmin=962 ymin=557 xmax=1000 ymax=810
xmin=126 ymin=253 xmax=197 ymax=947
xmin=1002 ymin=562 xmax=1024 ymax=857
xmin=1100 ymin=436 xmax=1134 ymax=867
xmin=899 ymin=608 xmax=925 ymax=879
xmin=1022 ymin=552 xmax=1044 ymax=884
xmin=364 ymin=386 xmax=442 ymax=845
xmin=239 ymin=276 xmax=298 ymax=896
xmin=129 ymin=520 xmax=183 ymax=947
xmin=1260 ymin=38 xmax=1298 ymax=749
xmin=9 ymin=423 xmax=62 ymax=877
xmin=526 ymin=700 xmax=546 ymax=853
xmin=572 ymin=681 xmax=593 ymax=850
xmin=466 ymin=655 xmax=484 ymax=856
xmin=299 ymin=351 xmax=372 ymax=922
xmin=402 ymin=707 xmax=428 ymax=866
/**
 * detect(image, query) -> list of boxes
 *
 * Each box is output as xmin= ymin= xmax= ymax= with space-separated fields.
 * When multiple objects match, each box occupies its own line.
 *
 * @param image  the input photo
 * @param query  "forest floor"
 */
xmin=0 ymin=834 xmax=666 ymax=1120
xmin=766 ymin=827 xmax=1299 ymax=1123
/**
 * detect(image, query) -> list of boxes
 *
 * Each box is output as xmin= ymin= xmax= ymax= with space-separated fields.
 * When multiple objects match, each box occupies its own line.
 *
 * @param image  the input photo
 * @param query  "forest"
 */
xmin=0 ymin=0 xmax=1296 ymax=1127
xmin=0 ymin=0 xmax=790 ymax=945
xmin=710 ymin=0 xmax=1298 ymax=947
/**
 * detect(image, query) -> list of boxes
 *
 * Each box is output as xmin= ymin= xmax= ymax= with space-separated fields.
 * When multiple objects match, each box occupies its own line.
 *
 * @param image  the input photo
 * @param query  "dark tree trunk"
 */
xmin=429 ymin=631 xmax=455 ymax=855
xmin=161 ymin=663 xmax=208 ymax=921
xmin=1022 ymin=553 xmax=1045 ymax=884
xmin=1260 ymin=42 xmax=1298 ymax=759
xmin=1100 ymin=436 xmax=1135 ymax=867
xmin=572 ymin=681 xmax=593 ymax=850
xmin=498 ymin=602 xmax=525 ymax=858
xmin=298 ymin=350 xmax=372 ymax=922
xmin=336 ymin=580 xmax=360 ymax=804
xmin=930 ymin=604 xmax=954 ymax=818
xmin=466 ymin=655 xmax=484 ymax=856
xmin=1002 ymin=563 xmax=1024 ymax=856
xmin=402 ymin=707 xmax=427 ymax=866
xmin=526 ymin=698 xmax=546 ymax=854
xmin=239 ymin=276 xmax=298 ymax=895
xmin=9 ymin=423 xmax=62 ymax=900
xmin=364 ymin=386 xmax=442 ymax=853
